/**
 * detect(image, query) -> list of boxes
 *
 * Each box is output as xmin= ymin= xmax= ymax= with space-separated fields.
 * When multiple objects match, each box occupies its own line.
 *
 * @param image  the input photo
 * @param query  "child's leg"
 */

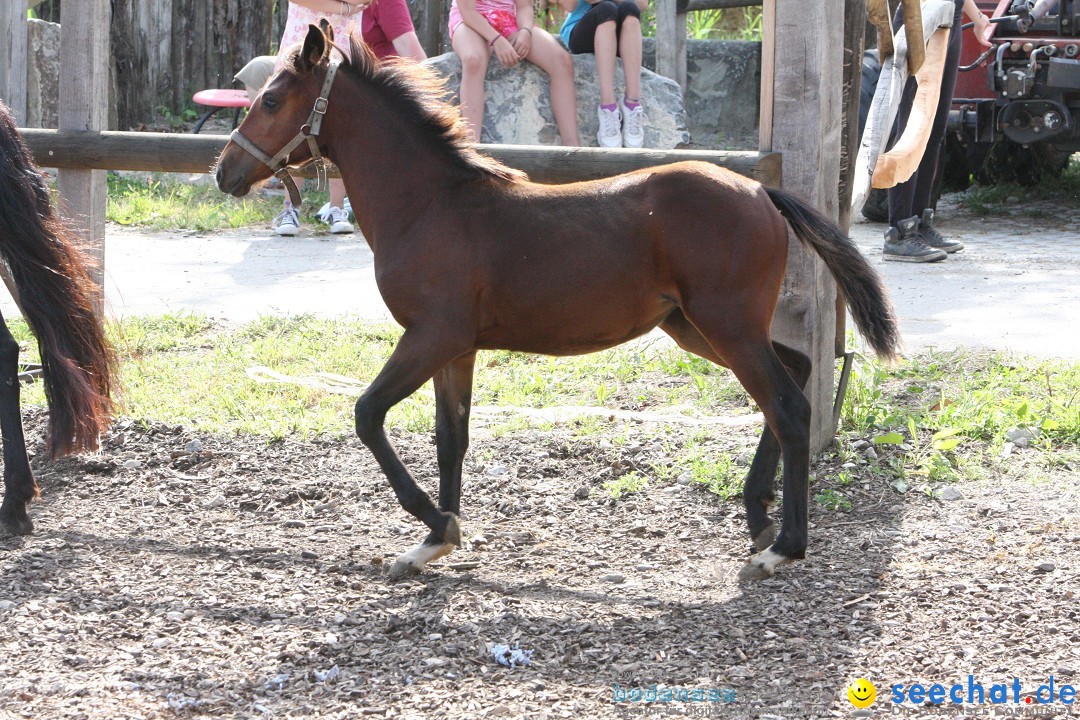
xmin=452 ymin=25 xmax=491 ymax=142
xmin=526 ymin=30 xmax=580 ymax=146
xmin=591 ymin=2 xmax=619 ymax=106
xmin=330 ymin=178 xmax=347 ymax=209
xmin=569 ymin=1 xmax=619 ymax=106
xmin=615 ymin=1 xmax=643 ymax=101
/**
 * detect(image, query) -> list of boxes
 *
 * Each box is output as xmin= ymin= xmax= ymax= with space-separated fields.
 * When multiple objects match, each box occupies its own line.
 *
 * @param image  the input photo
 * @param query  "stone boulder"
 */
xmin=423 ymin=52 xmax=689 ymax=149
xmin=642 ymin=38 xmax=760 ymax=149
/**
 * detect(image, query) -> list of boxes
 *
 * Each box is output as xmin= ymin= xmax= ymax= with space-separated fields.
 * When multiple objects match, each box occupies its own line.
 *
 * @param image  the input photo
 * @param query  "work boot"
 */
xmin=883 ymin=216 xmax=947 ymax=263
xmin=920 ymin=209 xmax=964 ymax=253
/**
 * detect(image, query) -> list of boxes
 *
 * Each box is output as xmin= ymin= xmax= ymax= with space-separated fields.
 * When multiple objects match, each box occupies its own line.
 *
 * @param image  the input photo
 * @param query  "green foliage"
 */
xmin=641 ymin=6 xmax=762 ymax=40
xmin=673 ymin=438 xmax=742 ymax=499
xmin=106 ymin=172 xmax=330 ymax=232
xmin=841 ymin=349 xmax=1080 ymax=487
xmin=814 ymin=489 xmax=852 ymax=513
xmin=960 ymin=154 xmax=1080 ymax=215
xmin=604 ymin=470 xmax=649 ymax=499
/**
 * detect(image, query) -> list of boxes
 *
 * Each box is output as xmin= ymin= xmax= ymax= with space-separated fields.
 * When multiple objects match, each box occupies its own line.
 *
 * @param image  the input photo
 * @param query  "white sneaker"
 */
xmin=597 ymin=105 xmax=622 ymax=148
xmin=273 ymin=206 xmax=300 ymax=236
xmin=620 ymin=100 xmax=645 ymax=149
xmin=327 ymin=205 xmax=354 ymax=234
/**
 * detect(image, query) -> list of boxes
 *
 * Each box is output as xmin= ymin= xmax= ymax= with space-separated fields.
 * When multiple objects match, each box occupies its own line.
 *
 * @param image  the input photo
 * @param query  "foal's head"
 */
xmin=215 ymin=24 xmax=342 ymax=197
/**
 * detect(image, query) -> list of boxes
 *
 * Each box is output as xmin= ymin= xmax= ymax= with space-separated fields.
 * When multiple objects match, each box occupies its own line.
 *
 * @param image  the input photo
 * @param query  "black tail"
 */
xmin=766 ymin=186 xmax=901 ymax=362
xmin=0 ymin=102 xmax=116 ymax=457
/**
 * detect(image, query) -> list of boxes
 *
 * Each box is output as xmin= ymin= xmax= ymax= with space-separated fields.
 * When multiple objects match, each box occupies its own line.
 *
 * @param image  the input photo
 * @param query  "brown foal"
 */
xmin=215 ymin=26 xmax=901 ymax=581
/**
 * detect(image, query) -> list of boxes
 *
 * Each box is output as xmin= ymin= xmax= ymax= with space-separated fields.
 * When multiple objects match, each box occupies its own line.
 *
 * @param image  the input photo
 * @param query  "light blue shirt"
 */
xmin=560 ymin=0 xmax=590 ymax=48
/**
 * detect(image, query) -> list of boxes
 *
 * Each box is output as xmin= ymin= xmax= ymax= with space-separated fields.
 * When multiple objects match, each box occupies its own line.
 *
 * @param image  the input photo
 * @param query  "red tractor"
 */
xmin=949 ymin=0 xmax=1080 ymax=184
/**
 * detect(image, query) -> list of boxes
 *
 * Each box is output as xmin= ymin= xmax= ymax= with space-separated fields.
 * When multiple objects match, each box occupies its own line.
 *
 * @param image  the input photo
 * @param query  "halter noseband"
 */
xmin=228 ymin=59 xmax=341 ymax=207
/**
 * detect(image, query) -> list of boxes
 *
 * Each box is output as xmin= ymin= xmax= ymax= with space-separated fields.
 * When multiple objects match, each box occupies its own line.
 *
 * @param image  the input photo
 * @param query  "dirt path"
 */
xmin=1 ymin=404 xmax=1077 ymax=719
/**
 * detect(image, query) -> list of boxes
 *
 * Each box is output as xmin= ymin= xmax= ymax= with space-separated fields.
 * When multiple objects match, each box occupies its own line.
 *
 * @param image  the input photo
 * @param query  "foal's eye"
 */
xmin=262 ymin=96 xmax=279 ymax=112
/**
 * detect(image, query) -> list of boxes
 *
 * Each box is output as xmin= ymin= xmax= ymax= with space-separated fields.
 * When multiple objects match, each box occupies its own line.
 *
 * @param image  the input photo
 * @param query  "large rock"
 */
xmin=424 ymin=52 xmax=689 ymax=149
xmin=642 ymin=38 xmax=760 ymax=149
xmin=26 ymin=19 xmax=60 ymax=129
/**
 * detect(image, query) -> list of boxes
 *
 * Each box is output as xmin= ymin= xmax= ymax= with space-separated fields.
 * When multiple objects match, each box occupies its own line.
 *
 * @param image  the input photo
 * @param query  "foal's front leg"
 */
xmin=353 ymin=329 xmax=470 ymax=577
xmin=0 ymin=314 xmax=36 ymax=536
xmin=391 ymin=352 xmax=476 ymax=578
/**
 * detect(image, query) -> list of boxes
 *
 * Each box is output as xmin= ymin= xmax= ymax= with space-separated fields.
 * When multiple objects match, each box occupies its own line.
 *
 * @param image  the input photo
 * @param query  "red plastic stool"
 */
xmin=191 ymin=89 xmax=252 ymax=134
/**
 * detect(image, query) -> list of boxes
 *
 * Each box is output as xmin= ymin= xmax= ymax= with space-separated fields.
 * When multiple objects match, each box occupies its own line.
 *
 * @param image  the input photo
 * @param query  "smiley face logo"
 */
xmin=848 ymin=678 xmax=876 ymax=708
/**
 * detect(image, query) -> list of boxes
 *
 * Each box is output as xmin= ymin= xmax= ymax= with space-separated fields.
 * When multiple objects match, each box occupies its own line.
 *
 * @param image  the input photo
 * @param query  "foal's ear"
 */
xmin=300 ymin=24 xmax=329 ymax=70
xmin=319 ymin=18 xmax=335 ymax=44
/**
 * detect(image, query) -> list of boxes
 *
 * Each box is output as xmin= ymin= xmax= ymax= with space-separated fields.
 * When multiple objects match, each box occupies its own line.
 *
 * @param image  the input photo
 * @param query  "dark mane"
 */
xmin=288 ymin=36 xmax=527 ymax=184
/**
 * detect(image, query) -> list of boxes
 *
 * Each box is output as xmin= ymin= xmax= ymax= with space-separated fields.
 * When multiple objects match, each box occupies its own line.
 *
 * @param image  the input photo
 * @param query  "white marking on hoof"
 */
xmin=736 ymin=547 xmax=788 ymax=582
xmin=388 ymin=541 xmax=456 ymax=580
xmin=752 ymin=524 xmax=776 ymax=552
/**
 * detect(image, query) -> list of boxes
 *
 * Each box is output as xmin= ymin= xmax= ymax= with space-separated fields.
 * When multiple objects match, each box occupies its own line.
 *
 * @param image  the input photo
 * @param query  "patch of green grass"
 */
xmin=669 ymin=433 xmax=743 ymax=499
xmin=12 ymin=315 xmax=1080 ymax=494
xmin=840 ymin=350 xmax=1080 ymax=488
xmin=105 ymin=173 xmax=331 ymax=232
xmin=960 ymin=154 xmax=1080 ymax=215
xmin=604 ymin=470 xmax=648 ymax=499
xmin=814 ymin=489 xmax=852 ymax=513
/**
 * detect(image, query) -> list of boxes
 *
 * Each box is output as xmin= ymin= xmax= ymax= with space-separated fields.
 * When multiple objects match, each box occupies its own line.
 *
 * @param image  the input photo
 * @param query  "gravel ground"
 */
xmin=1 ymin=401 xmax=1078 ymax=720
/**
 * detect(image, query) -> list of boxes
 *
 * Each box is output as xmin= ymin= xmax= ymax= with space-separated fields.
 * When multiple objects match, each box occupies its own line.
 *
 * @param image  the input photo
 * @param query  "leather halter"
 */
xmin=228 ymin=60 xmax=341 ymax=207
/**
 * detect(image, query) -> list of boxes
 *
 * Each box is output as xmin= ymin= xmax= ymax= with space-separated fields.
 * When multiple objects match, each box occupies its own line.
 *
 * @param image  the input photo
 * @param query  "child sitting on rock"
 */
xmin=450 ymin=0 xmax=580 ymax=146
xmin=560 ymin=0 xmax=647 ymax=148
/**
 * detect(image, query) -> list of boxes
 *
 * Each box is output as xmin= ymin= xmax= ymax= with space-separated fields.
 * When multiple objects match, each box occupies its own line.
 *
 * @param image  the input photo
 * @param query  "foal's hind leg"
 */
xmin=353 ymin=329 xmax=469 ymax=577
xmin=660 ymin=313 xmax=808 ymax=553
xmin=0 ymin=313 xmax=36 ymax=536
xmin=673 ymin=309 xmax=811 ymax=579
xmin=741 ymin=342 xmax=811 ymax=552
xmin=392 ymin=352 xmax=476 ymax=578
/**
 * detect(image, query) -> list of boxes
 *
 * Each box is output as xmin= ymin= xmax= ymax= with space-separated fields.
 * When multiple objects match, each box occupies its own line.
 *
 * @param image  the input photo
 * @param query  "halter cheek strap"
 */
xmin=229 ymin=59 xmax=341 ymax=207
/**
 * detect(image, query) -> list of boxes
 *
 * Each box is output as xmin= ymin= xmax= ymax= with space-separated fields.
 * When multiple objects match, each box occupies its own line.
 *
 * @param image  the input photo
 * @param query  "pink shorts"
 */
xmin=448 ymin=7 xmax=519 ymax=41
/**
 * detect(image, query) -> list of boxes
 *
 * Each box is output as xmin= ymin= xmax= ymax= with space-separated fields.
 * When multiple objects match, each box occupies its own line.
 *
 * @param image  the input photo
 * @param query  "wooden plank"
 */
xmin=683 ymin=0 xmax=761 ymax=10
xmin=837 ymin=0 xmax=868 ymax=356
xmin=766 ymin=0 xmax=844 ymax=453
xmin=418 ymin=0 xmax=444 ymax=57
xmin=58 ymin=0 xmax=110 ymax=311
xmin=655 ymin=0 xmax=681 ymax=90
xmin=675 ymin=11 xmax=687 ymax=94
xmin=1 ymin=0 xmax=28 ymax=124
xmin=19 ymin=130 xmax=782 ymax=186
xmin=757 ymin=0 xmax=775 ymax=150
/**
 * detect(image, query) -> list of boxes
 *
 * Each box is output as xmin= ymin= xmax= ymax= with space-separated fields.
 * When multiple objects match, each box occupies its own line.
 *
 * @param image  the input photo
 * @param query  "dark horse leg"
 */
xmin=393 ymin=351 xmax=476 ymax=578
xmin=353 ymin=329 xmax=469 ymax=577
xmin=667 ymin=306 xmax=811 ymax=580
xmin=0 ymin=311 xmax=36 ymax=536
xmin=661 ymin=311 xmax=811 ymax=554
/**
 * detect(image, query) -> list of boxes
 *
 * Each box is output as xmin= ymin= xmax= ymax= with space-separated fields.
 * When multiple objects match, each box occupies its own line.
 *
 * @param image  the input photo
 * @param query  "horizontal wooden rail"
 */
xmin=679 ymin=0 xmax=761 ymax=13
xmin=19 ymin=129 xmax=781 ymax=187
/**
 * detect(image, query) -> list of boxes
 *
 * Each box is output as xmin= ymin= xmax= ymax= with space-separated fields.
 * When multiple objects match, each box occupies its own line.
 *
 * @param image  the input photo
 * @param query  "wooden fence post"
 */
xmin=655 ymin=0 xmax=687 ymax=94
xmin=58 ymin=0 xmax=110 ymax=312
xmin=761 ymin=0 xmax=845 ymax=453
xmin=1 ymin=0 xmax=28 ymax=124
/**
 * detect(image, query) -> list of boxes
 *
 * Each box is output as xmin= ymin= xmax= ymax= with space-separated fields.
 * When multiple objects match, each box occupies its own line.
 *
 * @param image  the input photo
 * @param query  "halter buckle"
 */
xmin=313 ymin=97 xmax=329 ymax=115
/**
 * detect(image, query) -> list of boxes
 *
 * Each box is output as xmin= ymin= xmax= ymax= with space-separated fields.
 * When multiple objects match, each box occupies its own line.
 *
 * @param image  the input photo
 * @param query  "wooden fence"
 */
xmin=19 ymin=128 xmax=780 ymax=185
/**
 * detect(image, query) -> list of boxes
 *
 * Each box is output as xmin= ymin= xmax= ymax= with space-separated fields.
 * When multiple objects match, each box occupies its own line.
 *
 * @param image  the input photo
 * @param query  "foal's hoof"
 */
xmin=387 ymin=541 xmax=457 ymax=580
xmin=736 ymin=547 xmax=789 ymax=582
xmin=0 ymin=510 xmax=33 ymax=537
xmin=752 ymin=523 xmax=776 ymax=553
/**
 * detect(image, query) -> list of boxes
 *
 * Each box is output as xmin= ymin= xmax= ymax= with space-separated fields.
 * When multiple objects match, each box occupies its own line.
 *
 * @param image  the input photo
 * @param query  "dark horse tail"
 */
xmin=0 ymin=102 xmax=115 ymax=457
xmin=765 ymin=186 xmax=901 ymax=363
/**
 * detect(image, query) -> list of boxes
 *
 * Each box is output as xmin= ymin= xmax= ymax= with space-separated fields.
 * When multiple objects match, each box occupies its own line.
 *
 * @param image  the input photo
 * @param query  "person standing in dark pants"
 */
xmin=884 ymin=0 xmax=992 ymax=262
